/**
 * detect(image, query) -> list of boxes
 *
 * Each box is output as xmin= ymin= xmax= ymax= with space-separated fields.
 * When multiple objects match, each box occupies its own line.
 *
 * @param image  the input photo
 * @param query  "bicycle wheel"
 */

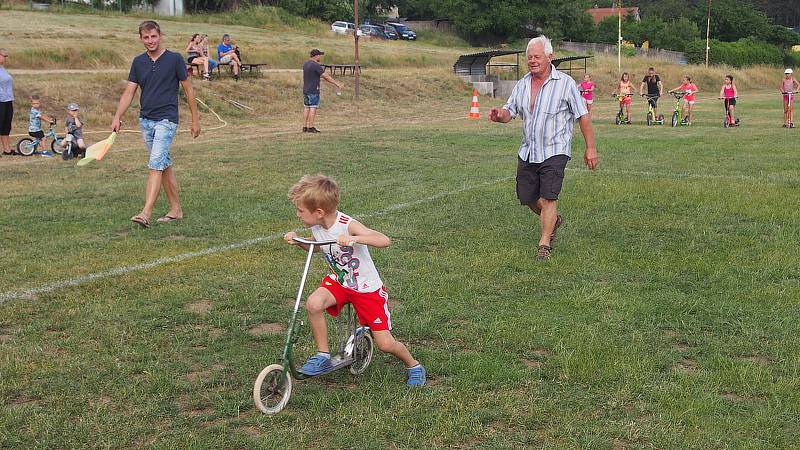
xmin=62 ymin=141 xmax=74 ymax=160
xmin=646 ymin=112 xmax=653 ymax=126
xmin=253 ymin=364 xmax=292 ymax=415
xmin=16 ymin=138 xmax=35 ymax=156
xmin=51 ymin=136 xmax=65 ymax=155
xmin=671 ymin=111 xmax=679 ymax=127
xmin=349 ymin=329 xmax=374 ymax=375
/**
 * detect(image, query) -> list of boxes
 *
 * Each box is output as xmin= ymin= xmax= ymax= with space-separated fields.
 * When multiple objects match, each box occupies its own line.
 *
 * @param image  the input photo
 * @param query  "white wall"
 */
xmin=154 ymin=0 xmax=183 ymax=16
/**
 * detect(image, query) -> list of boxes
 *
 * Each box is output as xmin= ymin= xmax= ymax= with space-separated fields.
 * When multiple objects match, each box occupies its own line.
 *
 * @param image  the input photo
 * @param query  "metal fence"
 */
xmin=559 ymin=41 xmax=687 ymax=64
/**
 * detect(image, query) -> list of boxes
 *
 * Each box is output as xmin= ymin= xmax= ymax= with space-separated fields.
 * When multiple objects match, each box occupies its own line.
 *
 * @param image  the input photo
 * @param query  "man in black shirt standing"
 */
xmin=640 ymin=67 xmax=664 ymax=119
xmin=302 ymin=49 xmax=343 ymax=133
xmin=111 ymin=20 xmax=200 ymax=228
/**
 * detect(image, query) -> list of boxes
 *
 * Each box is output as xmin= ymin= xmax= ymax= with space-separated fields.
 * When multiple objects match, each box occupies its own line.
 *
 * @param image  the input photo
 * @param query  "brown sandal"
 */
xmin=130 ymin=215 xmax=150 ymax=228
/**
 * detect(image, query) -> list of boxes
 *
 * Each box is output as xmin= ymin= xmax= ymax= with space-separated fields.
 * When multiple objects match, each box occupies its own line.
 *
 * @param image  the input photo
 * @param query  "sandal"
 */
xmin=536 ymin=245 xmax=552 ymax=261
xmin=550 ymin=215 xmax=564 ymax=247
xmin=130 ymin=215 xmax=150 ymax=228
xmin=202 ymin=72 xmax=211 ymax=81
xmin=156 ymin=215 xmax=182 ymax=224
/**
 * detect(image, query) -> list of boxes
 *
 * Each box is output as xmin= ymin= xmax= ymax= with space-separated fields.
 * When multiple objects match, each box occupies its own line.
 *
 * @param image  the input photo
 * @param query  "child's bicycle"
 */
xmin=719 ymin=97 xmax=739 ymax=128
xmin=782 ymin=91 xmax=797 ymax=128
xmin=15 ymin=120 xmax=67 ymax=156
xmin=669 ymin=92 xmax=687 ymax=127
xmin=612 ymin=93 xmax=632 ymax=125
xmin=641 ymin=94 xmax=664 ymax=126
xmin=253 ymin=237 xmax=375 ymax=415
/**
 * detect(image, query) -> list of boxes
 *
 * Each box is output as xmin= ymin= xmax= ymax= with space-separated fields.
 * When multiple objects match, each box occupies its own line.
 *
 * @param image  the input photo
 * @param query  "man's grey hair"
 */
xmin=526 ymin=36 xmax=553 ymax=55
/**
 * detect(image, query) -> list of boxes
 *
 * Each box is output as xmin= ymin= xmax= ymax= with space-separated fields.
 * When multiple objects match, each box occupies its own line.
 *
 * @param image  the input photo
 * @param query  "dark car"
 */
xmin=382 ymin=25 xmax=399 ymax=40
xmin=386 ymin=22 xmax=417 ymax=40
xmin=360 ymin=24 xmax=390 ymax=39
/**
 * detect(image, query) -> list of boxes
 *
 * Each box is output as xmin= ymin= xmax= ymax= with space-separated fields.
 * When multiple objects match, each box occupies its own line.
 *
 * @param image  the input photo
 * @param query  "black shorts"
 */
xmin=724 ymin=98 xmax=736 ymax=107
xmin=516 ymin=154 xmax=569 ymax=205
xmin=0 ymin=101 xmax=12 ymax=135
xmin=647 ymin=95 xmax=659 ymax=108
xmin=29 ymin=130 xmax=45 ymax=139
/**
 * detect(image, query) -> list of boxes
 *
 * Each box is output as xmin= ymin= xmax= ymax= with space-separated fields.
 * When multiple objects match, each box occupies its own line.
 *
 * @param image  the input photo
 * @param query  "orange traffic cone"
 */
xmin=468 ymin=89 xmax=480 ymax=119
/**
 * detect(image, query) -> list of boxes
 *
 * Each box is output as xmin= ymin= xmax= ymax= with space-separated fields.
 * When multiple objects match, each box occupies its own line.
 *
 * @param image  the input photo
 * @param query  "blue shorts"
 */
xmin=304 ymin=93 xmax=320 ymax=108
xmin=209 ymin=58 xmax=219 ymax=69
xmin=139 ymin=118 xmax=178 ymax=171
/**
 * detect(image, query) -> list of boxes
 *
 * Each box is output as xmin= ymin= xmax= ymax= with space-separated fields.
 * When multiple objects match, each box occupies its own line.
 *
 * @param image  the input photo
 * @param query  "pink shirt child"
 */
xmin=681 ymin=83 xmax=698 ymax=101
xmin=579 ymin=81 xmax=595 ymax=101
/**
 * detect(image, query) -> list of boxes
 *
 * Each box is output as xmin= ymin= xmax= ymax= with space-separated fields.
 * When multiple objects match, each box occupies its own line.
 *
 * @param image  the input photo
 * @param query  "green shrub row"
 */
xmin=685 ymin=38 xmax=784 ymax=67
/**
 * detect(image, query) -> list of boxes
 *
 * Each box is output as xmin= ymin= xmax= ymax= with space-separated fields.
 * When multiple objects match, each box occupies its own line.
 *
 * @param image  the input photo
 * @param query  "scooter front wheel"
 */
xmin=253 ymin=364 xmax=292 ymax=415
xmin=671 ymin=112 xmax=679 ymax=127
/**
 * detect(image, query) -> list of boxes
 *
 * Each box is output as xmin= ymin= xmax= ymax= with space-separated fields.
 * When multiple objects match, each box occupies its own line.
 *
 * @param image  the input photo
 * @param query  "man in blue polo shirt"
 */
xmin=111 ymin=20 xmax=200 ymax=228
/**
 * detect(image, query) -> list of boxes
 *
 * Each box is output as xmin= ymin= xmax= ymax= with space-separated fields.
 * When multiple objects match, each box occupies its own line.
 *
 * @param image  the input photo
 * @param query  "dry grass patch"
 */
xmin=673 ymin=358 xmax=699 ymax=374
xmin=186 ymin=299 xmax=213 ymax=314
xmin=248 ymin=322 xmax=284 ymax=336
xmin=738 ymin=354 xmax=771 ymax=365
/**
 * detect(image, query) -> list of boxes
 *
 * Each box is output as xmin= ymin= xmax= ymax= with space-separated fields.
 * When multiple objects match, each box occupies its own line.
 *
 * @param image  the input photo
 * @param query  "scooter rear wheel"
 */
xmin=253 ymin=364 xmax=292 ymax=415
xmin=349 ymin=330 xmax=374 ymax=375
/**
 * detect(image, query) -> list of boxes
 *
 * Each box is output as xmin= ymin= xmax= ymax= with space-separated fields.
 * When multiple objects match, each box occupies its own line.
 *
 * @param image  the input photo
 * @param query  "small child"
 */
xmin=669 ymin=76 xmax=699 ymax=125
xmin=718 ymin=75 xmax=738 ymax=126
xmin=780 ymin=68 xmax=799 ymax=128
xmin=28 ymin=95 xmax=54 ymax=149
xmin=578 ymin=74 xmax=595 ymax=119
xmin=283 ymin=174 xmax=426 ymax=386
xmin=65 ymin=103 xmax=86 ymax=157
xmin=613 ymin=72 xmax=633 ymax=123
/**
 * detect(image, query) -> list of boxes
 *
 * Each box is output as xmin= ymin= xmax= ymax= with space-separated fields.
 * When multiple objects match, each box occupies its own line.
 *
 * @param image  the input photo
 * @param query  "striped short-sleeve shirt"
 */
xmin=503 ymin=66 xmax=588 ymax=164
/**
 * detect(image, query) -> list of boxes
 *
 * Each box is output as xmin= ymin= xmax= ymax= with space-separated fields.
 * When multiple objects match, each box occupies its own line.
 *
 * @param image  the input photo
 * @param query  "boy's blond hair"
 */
xmin=288 ymin=174 xmax=340 ymax=213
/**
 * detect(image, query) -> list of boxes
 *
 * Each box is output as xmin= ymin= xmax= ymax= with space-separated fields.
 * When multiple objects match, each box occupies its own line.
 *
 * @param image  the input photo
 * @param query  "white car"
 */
xmin=331 ymin=21 xmax=356 ymax=35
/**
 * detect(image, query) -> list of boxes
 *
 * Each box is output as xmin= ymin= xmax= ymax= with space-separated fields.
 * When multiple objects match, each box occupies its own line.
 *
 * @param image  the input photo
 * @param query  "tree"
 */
xmin=652 ymin=17 xmax=699 ymax=51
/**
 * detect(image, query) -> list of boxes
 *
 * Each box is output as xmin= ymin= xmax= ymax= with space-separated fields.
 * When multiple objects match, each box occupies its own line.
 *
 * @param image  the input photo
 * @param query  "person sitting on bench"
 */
xmin=217 ymin=34 xmax=241 ymax=81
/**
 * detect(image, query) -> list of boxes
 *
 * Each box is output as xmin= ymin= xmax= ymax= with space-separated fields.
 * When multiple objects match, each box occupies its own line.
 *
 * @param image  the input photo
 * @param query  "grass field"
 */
xmin=3 ymin=9 xmax=800 ymax=450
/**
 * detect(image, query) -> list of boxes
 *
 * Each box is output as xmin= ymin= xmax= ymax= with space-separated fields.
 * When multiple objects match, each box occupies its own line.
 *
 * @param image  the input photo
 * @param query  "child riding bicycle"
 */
xmin=28 ymin=94 xmax=55 ymax=149
xmin=669 ymin=76 xmax=698 ymax=126
xmin=780 ymin=68 xmax=799 ymax=128
xmin=718 ymin=75 xmax=739 ymax=127
xmin=613 ymin=72 xmax=633 ymax=124
xmin=283 ymin=174 xmax=426 ymax=386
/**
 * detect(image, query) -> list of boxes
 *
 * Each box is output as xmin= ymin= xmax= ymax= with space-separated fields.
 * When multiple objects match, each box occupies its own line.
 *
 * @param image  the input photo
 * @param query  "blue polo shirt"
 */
xmin=127 ymin=49 xmax=188 ymax=124
xmin=217 ymin=42 xmax=233 ymax=59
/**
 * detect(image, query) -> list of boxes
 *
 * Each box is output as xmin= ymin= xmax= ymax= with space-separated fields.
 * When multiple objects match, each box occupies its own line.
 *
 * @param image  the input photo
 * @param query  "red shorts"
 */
xmin=620 ymin=96 xmax=631 ymax=106
xmin=320 ymin=277 xmax=392 ymax=331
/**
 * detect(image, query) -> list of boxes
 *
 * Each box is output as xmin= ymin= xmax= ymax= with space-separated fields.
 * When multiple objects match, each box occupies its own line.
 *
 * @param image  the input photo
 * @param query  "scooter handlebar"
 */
xmin=292 ymin=237 xmax=337 ymax=246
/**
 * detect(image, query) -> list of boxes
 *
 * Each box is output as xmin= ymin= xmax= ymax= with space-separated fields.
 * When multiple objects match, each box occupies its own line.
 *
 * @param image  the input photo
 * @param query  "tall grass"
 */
xmin=12 ymin=47 xmax=126 ymax=69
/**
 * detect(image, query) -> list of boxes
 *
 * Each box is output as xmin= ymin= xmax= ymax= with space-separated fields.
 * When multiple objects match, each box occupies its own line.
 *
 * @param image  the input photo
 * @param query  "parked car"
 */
xmin=382 ymin=25 xmax=399 ymax=40
xmin=386 ymin=22 xmax=417 ymax=40
xmin=331 ymin=21 xmax=356 ymax=35
xmin=360 ymin=24 xmax=390 ymax=39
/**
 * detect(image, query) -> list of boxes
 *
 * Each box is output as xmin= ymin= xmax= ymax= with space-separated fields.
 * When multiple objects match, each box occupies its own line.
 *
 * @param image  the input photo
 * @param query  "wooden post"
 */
xmin=705 ymin=0 xmax=712 ymax=67
xmin=617 ymin=0 xmax=622 ymax=74
xmin=354 ymin=0 xmax=360 ymax=101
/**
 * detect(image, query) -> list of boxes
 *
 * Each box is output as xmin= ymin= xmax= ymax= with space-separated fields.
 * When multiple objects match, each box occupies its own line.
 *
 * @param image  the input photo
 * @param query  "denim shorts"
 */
xmin=139 ymin=118 xmax=178 ymax=171
xmin=303 ymin=93 xmax=320 ymax=108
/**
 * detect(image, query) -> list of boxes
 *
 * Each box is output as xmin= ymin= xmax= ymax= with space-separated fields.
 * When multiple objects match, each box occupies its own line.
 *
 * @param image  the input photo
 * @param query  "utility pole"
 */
xmin=354 ymin=0 xmax=361 ymax=101
xmin=617 ymin=0 xmax=622 ymax=73
xmin=705 ymin=0 xmax=712 ymax=67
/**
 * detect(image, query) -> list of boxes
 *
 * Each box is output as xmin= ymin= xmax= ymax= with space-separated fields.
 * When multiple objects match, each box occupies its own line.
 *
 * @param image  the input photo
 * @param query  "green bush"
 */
xmin=685 ymin=38 xmax=783 ymax=67
xmin=785 ymin=51 xmax=800 ymax=69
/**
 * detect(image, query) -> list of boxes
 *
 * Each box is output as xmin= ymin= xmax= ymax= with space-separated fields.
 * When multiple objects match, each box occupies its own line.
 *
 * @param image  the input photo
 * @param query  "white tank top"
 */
xmin=311 ymin=211 xmax=383 ymax=293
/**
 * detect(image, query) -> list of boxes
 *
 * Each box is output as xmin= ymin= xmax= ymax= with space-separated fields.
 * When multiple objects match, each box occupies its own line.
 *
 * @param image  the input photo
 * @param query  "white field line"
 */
xmin=0 ymin=176 xmax=513 ymax=304
xmin=0 ymin=116 xmax=468 ymax=167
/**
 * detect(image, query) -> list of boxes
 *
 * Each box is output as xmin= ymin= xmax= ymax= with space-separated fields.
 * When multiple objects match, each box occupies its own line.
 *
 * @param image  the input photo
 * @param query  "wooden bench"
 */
xmin=322 ymin=64 xmax=361 ymax=76
xmin=188 ymin=61 xmax=265 ymax=78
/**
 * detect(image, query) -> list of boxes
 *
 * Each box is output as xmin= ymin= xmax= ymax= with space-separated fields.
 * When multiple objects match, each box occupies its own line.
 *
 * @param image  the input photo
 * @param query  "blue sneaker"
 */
xmin=407 ymin=365 xmax=426 ymax=387
xmin=300 ymin=354 xmax=333 ymax=376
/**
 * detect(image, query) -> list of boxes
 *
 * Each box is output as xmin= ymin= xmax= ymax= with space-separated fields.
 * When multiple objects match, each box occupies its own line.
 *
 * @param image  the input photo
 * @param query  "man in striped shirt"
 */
xmin=489 ymin=36 xmax=598 ymax=261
